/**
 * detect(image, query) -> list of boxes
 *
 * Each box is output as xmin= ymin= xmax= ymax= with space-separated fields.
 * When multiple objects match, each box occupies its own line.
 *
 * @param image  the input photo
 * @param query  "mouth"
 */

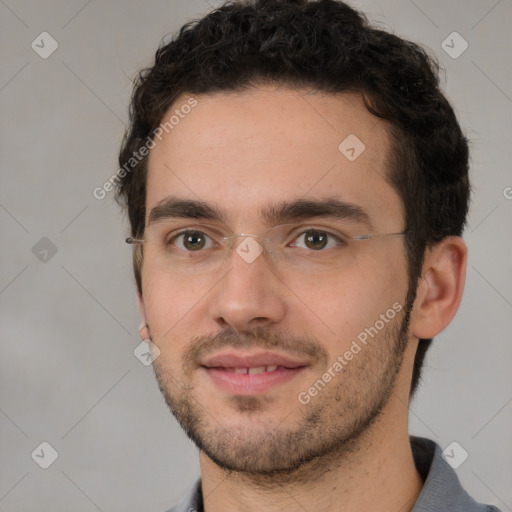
xmin=199 ymin=351 xmax=309 ymax=395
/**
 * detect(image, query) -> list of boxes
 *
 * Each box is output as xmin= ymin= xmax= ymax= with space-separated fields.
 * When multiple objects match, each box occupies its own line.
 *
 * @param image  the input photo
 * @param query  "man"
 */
xmin=115 ymin=1 xmax=500 ymax=510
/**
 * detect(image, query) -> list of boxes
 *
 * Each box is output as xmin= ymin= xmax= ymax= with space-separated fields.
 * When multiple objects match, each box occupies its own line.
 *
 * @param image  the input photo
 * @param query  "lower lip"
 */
xmin=203 ymin=367 xmax=306 ymax=394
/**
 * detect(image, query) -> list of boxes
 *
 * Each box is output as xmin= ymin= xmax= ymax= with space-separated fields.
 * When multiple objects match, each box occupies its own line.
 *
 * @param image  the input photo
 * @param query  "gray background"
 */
xmin=1 ymin=0 xmax=511 ymax=510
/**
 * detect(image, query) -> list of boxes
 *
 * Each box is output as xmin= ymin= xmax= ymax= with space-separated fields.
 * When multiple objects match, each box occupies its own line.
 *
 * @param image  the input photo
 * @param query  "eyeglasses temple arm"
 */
xmin=126 ymin=237 xmax=145 ymax=245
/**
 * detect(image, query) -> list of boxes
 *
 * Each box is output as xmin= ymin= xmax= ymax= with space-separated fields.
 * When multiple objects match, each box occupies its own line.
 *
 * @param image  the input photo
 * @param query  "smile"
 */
xmin=200 ymin=352 xmax=309 ymax=395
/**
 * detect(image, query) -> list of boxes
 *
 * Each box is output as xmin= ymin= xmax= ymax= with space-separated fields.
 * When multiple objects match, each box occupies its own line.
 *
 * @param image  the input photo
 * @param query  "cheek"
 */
xmin=290 ymin=256 xmax=408 ymax=358
xmin=140 ymin=244 xmax=409 ymax=366
xmin=352 ymin=250 xmax=409 ymax=327
xmin=141 ymin=270 xmax=199 ymax=344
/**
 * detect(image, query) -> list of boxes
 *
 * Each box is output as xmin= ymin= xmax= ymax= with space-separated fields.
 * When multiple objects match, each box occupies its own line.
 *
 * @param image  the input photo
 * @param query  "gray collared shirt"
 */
xmin=165 ymin=436 xmax=501 ymax=512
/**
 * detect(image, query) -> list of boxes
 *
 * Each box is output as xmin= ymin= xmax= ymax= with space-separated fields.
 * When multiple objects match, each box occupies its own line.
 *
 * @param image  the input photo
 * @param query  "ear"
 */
xmin=137 ymin=290 xmax=151 ymax=340
xmin=410 ymin=236 xmax=467 ymax=339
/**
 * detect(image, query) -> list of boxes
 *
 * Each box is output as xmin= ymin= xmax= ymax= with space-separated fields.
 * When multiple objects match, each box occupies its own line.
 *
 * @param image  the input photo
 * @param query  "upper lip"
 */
xmin=200 ymin=351 xmax=309 ymax=369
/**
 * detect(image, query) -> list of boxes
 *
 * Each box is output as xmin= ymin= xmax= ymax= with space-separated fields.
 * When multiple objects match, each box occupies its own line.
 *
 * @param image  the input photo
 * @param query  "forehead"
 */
xmin=145 ymin=87 xmax=404 ymax=231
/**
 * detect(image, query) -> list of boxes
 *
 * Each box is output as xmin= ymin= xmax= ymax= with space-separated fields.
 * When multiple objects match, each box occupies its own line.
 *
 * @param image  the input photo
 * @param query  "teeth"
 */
xmin=248 ymin=366 xmax=266 ymax=375
xmin=224 ymin=365 xmax=282 ymax=374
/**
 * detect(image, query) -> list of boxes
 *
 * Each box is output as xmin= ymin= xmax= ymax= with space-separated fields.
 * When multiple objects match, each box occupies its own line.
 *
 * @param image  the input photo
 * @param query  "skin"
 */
xmin=136 ymin=86 xmax=467 ymax=512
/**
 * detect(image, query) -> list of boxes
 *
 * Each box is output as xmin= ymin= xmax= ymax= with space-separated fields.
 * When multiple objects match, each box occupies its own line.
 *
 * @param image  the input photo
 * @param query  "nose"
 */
xmin=208 ymin=236 xmax=287 ymax=333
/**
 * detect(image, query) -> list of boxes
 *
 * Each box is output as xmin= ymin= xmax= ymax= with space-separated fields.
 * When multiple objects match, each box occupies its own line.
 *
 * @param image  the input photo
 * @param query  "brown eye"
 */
xmin=171 ymin=230 xmax=212 ymax=251
xmin=304 ymin=230 xmax=328 ymax=250
xmin=291 ymin=229 xmax=346 ymax=251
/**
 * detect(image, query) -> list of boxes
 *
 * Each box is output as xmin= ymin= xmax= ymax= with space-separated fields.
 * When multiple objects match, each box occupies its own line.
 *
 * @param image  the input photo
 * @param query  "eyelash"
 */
xmin=166 ymin=227 xmax=348 ymax=251
xmin=289 ymin=229 xmax=347 ymax=250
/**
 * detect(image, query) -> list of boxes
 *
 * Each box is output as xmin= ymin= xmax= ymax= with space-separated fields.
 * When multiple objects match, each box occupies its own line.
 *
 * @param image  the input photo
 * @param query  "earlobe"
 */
xmin=137 ymin=291 xmax=151 ymax=341
xmin=410 ymin=237 xmax=467 ymax=339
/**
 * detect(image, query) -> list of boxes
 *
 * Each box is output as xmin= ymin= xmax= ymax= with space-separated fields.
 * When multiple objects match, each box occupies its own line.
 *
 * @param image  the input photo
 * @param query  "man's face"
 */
xmin=139 ymin=87 xmax=413 ymax=474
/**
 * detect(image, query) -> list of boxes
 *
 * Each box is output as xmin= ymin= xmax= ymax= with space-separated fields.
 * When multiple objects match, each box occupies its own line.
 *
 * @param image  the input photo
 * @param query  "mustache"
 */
xmin=182 ymin=326 xmax=329 ymax=373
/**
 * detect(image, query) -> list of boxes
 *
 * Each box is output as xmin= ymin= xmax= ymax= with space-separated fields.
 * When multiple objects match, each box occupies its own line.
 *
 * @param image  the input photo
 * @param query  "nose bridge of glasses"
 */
xmin=219 ymin=231 xmax=280 ymax=266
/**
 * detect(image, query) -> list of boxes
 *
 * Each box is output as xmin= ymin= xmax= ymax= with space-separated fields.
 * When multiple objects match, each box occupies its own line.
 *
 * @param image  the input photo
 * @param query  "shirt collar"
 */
xmin=410 ymin=436 xmax=497 ymax=511
xmin=167 ymin=436 xmax=499 ymax=512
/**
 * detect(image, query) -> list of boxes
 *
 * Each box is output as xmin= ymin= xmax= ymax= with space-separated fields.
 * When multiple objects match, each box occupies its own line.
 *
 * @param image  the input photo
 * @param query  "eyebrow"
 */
xmin=148 ymin=196 xmax=374 ymax=230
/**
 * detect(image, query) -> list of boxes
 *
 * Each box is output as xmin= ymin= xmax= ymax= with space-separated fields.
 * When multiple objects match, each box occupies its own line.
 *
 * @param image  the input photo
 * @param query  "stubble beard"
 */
xmin=152 ymin=301 xmax=411 ymax=484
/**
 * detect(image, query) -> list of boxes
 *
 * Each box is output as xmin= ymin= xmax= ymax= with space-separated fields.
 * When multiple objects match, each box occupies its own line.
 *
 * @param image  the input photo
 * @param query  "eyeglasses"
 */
xmin=126 ymin=221 xmax=407 ymax=278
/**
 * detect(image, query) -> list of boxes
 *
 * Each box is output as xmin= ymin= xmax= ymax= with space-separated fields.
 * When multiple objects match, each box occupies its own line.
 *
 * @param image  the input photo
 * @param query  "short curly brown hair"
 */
xmin=116 ymin=0 xmax=470 ymax=398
